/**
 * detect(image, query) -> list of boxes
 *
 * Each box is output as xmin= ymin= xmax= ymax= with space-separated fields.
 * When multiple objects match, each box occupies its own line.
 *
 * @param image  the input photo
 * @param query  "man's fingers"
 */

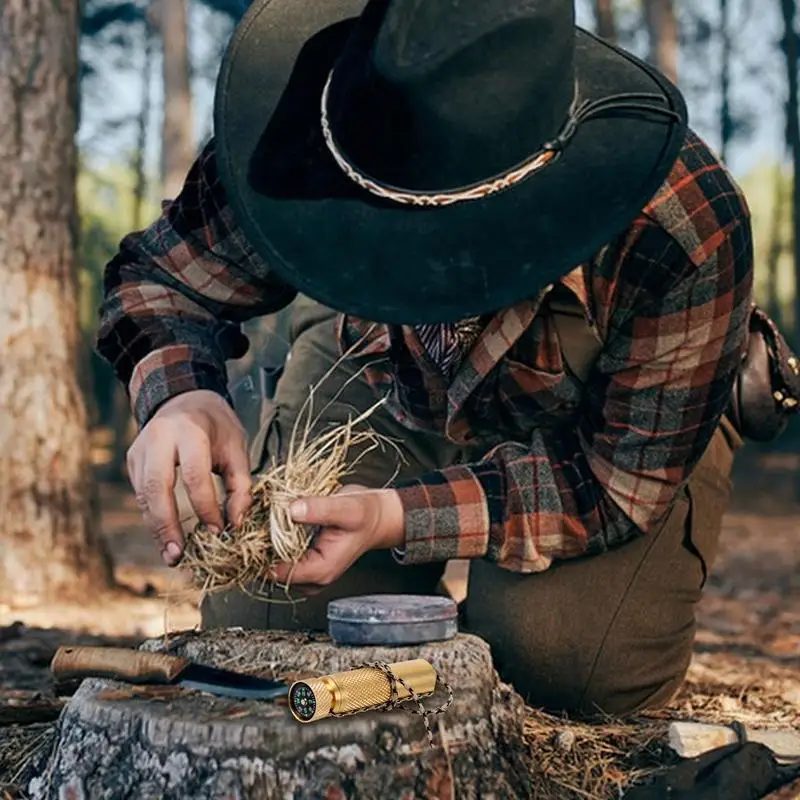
xmin=135 ymin=444 xmax=183 ymax=565
xmin=273 ymin=548 xmax=330 ymax=587
xmin=220 ymin=441 xmax=253 ymax=528
xmin=290 ymin=494 xmax=366 ymax=530
xmin=141 ymin=507 xmax=184 ymax=566
xmin=177 ymin=436 xmax=224 ymax=532
xmin=128 ymin=392 xmax=254 ymax=566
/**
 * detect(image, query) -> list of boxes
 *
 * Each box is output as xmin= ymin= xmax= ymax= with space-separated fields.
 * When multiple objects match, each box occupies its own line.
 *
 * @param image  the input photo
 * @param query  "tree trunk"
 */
xmin=719 ymin=0 xmax=732 ymax=164
xmin=27 ymin=631 xmax=533 ymax=800
xmin=594 ymin=0 xmax=618 ymax=43
xmin=108 ymin=383 xmax=136 ymax=484
xmin=153 ymin=0 xmax=195 ymax=200
xmin=766 ymin=167 xmax=788 ymax=326
xmin=779 ymin=0 xmax=800 ymax=345
xmin=643 ymin=0 xmax=679 ymax=84
xmin=107 ymin=19 xmax=156 ymax=484
xmin=0 ymin=0 xmax=114 ymax=604
xmin=132 ymin=19 xmax=154 ymax=232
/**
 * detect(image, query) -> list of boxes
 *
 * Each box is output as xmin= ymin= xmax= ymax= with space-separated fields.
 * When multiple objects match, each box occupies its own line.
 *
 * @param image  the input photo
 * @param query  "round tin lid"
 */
xmin=327 ymin=594 xmax=458 ymax=626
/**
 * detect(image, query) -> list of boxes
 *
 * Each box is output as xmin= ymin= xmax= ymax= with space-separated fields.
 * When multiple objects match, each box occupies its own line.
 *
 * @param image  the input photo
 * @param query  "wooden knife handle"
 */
xmin=51 ymin=647 xmax=191 ymax=684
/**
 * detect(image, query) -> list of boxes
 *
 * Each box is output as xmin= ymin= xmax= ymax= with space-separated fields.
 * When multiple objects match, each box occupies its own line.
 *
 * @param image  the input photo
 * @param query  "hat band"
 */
xmin=320 ymin=71 xmax=564 ymax=208
xmin=320 ymin=71 xmax=682 ymax=209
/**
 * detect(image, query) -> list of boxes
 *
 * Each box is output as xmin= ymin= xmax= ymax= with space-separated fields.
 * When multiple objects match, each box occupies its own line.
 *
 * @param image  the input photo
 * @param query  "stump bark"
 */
xmin=29 ymin=630 xmax=532 ymax=800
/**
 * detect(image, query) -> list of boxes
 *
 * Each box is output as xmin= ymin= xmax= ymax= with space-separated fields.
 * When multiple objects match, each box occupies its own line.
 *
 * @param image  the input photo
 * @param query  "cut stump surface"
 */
xmin=29 ymin=629 xmax=531 ymax=800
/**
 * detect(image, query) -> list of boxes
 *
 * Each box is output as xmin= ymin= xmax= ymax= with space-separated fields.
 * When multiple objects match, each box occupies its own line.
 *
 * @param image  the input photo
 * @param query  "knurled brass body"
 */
xmin=289 ymin=659 xmax=437 ymax=723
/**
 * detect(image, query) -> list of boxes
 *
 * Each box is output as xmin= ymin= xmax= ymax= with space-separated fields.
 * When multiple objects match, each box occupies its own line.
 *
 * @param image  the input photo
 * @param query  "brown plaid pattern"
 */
xmin=96 ymin=140 xmax=298 ymax=425
xmin=341 ymin=131 xmax=754 ymax=571
xmin=97 ymin=131 xmax=753 ymax=573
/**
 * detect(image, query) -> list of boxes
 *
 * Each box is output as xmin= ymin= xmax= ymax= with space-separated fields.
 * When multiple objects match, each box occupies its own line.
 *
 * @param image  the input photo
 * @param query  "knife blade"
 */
xmin=51 ymin=646 xmax=289 ymax=701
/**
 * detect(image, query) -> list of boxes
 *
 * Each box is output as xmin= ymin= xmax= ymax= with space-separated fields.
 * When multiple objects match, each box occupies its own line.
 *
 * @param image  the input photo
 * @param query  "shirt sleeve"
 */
xmin=95 ymin=139 xmax=298 ymax=427
xmin=390 ymin=219 xmax=754 ymax=571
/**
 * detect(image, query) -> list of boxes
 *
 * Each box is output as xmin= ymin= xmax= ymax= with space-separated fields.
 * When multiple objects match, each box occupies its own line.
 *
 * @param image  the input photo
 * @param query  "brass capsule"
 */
xmin=288 ymin=659 xmax=437 ymax=723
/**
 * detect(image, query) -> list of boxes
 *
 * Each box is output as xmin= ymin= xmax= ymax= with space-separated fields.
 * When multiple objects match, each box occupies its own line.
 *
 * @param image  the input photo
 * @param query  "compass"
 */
xmin=289 ymin=681 xmax=317 ymax=722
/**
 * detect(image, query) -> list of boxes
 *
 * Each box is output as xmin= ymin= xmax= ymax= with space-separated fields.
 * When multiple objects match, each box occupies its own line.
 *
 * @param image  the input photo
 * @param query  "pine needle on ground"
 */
xmin=523 ymin=708 xmax=675 ymax=799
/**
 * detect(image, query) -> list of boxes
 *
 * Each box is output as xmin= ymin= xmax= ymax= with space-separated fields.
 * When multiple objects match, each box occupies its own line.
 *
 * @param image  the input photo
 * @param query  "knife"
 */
xmin=51 ymin=646 xmax=290 ymax=701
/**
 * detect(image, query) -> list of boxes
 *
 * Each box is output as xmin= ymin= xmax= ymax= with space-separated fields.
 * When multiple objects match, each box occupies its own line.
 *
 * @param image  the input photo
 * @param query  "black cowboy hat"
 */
xmin=214 ymin=0 xmax=688 ymax=325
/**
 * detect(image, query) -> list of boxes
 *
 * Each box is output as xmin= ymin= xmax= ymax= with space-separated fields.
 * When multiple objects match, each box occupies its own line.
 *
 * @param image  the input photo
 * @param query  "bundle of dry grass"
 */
xmin=181 ymin=374 xmax=397 ymax=600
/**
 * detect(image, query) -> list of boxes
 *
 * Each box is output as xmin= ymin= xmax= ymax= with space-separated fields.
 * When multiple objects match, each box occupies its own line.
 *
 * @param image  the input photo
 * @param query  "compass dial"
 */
xmin=289 ymin=682 xmax=317 ymax=721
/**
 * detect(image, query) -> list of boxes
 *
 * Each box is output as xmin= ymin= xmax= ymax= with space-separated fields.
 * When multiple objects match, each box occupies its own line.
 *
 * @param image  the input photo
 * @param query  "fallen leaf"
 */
xmin=136 ymin=685 xmax=186 ymax=698
xmin=717 ymin=695 xmax=740 ymax=713
xmin=780 ymin=687 xmax=800 ymax=707
xmin=96 ymin=685 xmax=185 ymax=702
xmin=0 ymin=689 xmax=45 ymax=702
xmin=96 ymin=689 xmax=136 ymax=701
xmin=765 ymin=635 xmax=800 ymax=658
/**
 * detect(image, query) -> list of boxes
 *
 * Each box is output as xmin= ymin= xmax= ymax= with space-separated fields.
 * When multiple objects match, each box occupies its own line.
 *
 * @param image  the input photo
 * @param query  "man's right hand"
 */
xmin=126 ymin=390 xmax=253 ymax=567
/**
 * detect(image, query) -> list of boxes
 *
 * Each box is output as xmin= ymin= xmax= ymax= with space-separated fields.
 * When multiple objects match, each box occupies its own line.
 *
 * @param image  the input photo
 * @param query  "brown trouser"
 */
xmin=202 ymin=297 xmax=740 ymax=716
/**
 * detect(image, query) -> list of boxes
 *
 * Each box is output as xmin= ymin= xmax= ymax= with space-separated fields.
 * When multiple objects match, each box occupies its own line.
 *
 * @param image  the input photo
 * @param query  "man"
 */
xmin=97 ymin=0 xmax=753 ymax=717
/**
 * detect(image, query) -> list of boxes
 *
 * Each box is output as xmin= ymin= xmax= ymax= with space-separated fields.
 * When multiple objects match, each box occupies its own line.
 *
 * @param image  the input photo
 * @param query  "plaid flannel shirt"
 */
xmin=97 ymin=131 xmax=754 ymax=574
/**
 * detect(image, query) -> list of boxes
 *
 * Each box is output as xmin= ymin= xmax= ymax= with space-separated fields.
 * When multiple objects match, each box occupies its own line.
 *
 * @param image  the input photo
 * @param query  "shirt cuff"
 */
xmin=390 ymin=465 xmax=491 ymax=565
xmin=129 ymin=345 xmax=232 ymax=428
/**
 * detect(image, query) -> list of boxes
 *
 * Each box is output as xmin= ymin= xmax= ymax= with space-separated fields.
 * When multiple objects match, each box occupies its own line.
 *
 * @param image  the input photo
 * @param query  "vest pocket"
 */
xmin=248 ymin=402 xmax=282 ymax=475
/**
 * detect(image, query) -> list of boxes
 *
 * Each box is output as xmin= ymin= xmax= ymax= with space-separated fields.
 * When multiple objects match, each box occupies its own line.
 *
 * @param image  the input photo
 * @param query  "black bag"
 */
xmin=624 ymin=740 xmax=799 ymax=800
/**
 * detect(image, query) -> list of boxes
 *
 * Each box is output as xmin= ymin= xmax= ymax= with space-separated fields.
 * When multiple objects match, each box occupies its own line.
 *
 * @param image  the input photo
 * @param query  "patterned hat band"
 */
xmin=319 ymin=69 xmax=682 ymax=209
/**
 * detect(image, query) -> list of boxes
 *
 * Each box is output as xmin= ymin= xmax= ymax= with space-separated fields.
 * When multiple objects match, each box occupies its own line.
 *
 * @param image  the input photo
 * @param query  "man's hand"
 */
xmin=126 ymin=390 xmax=252 ymax=567
xmin=271 ymin=485 xmax=405 ymax=589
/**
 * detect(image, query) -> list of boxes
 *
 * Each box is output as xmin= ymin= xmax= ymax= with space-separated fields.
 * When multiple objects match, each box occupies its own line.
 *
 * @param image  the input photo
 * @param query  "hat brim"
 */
xmin=214 ymin=0 xmax=688 ymax=325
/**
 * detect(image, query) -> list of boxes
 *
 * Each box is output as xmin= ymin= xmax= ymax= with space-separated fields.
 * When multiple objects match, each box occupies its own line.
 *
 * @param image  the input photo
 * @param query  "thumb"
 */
xmin=220 ymin=441 xmax=253 ymax=528
xmin=290 ymin=493 xmax=366 ymax=530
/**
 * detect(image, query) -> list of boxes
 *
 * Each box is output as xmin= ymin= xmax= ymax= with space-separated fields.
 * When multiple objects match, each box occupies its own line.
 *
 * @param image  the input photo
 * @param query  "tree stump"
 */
xmin=29 ymin=630 xmax=532 ymax=799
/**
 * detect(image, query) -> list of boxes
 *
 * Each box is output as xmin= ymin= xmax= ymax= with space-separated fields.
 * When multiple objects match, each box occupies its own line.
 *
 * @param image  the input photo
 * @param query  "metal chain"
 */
xmin=327 ymin=661 xmax=454 ymax=748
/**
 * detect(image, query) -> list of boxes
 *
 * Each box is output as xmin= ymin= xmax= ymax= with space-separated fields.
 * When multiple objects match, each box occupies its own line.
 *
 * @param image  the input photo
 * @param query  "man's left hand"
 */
xmin=270 ymin=485 xmax=405 ymax=589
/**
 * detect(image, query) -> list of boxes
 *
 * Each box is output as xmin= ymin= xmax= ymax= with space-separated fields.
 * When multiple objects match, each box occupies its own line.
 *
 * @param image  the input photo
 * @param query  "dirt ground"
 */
xmin=1 ymin=447 xmax=799 ymax=797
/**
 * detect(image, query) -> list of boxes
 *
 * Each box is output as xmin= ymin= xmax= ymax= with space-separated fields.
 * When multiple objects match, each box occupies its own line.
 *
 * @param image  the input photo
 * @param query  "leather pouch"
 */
xmin=726 ymin=304 xmax=800 ymax=442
